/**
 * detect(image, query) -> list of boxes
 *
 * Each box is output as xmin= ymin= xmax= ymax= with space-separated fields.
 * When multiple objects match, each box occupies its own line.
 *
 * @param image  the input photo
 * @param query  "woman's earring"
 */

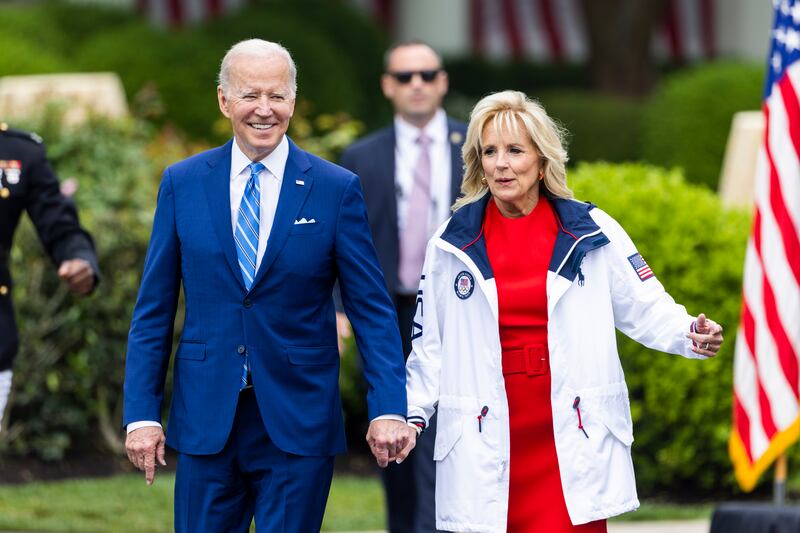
xmin=481 ymin=177 xmax=488 ymax=185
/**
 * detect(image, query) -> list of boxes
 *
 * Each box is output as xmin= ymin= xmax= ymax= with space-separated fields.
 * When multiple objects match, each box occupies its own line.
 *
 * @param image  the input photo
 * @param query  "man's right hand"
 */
xmin=125 ymin=426 xmax=167 ymax=485
xmin=336 ymin=311 xmax=352 ymax=356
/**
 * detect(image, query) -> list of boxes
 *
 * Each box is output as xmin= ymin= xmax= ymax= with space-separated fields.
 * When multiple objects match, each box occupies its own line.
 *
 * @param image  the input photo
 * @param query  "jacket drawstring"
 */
xmin=573 ymin=396 xmax=589 ymax=438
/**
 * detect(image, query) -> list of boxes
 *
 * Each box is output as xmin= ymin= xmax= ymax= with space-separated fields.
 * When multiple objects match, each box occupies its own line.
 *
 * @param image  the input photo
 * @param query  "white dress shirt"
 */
xmin=128 ymin=135 xmax=401 ymax=432
xmin=229 ymin=136 xmax=288 ymax=272
xmin=394 ymin=108 xmax=452 ymax=293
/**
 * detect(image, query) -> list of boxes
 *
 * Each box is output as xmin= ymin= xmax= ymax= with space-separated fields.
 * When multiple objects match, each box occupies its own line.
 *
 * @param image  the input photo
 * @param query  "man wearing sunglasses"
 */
xmin=339 ymin=41 xmax=465 ymax=533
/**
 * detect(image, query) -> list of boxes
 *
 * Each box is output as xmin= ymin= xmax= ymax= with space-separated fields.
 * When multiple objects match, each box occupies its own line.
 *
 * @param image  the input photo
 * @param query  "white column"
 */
xmin=396 ymin=0 xmax=470 ymax=58
xmin=717 ymin=0 xmax=773 ymax=62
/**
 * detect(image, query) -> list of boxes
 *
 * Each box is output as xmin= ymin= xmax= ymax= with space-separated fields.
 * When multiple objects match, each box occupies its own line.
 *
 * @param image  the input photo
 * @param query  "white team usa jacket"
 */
xmin=405 ymin=194 xmax=708 ymax=532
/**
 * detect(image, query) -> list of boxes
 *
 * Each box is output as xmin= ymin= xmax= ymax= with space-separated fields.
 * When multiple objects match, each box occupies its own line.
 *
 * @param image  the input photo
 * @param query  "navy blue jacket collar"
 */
xmin=440 ymin=190 xmax=610 ymax=282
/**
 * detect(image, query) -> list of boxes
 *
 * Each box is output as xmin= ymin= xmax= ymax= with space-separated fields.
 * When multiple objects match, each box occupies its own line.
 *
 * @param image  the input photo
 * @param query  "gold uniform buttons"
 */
xmin=0 ymin=286 xmax=8 ymax=296
xmin=0 ymin=188 xmax=9 ymax=199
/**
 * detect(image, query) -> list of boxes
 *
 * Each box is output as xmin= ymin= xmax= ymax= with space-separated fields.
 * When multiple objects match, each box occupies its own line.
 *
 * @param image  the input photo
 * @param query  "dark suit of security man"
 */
xmin=0 ymin=123 xmax=99 ymax=429
xmin=338 ymin=41 xmax=466 ymax=533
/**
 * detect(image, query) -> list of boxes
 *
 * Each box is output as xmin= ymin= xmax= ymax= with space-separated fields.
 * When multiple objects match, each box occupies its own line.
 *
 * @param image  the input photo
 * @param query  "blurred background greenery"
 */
xmin=0 ymin=0 xmax=786 ymax=512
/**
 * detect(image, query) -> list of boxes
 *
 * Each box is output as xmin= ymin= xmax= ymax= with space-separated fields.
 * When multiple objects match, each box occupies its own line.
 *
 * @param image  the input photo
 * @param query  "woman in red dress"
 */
xmin=480 ymin=116 xmax=606 ymax=532
xmin=401 ymin=91 xmax=724 ymax=532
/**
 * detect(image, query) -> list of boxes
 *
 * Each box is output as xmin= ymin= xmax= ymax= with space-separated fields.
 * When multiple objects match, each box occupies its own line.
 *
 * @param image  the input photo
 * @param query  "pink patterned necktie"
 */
xmin=399 ymin=132 xmax=432 ymax=290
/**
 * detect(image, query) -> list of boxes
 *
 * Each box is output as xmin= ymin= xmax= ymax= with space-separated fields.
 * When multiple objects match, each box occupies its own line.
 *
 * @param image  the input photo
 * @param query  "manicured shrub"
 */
xmin=570 ymin=162 xmax=751 ymax=495
xmin=538 ymin=90 xmax=645 ymax=164
xmin=3 ymin=116 xmax=162 ymax=460
xmin=75 ymin=22 xmax=222 ymax=138
xmin=641 ymin=62 xmax=764 ymax=190
xmin=72 ymin=6 xmax=372 ymax=141
xmin=0 ymin=35 xmax=67 ymax=77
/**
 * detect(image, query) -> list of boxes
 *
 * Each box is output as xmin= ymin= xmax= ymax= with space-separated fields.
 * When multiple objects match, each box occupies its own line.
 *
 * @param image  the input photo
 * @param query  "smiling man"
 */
xmin=123 ymin=39 xmax=412 ymax=532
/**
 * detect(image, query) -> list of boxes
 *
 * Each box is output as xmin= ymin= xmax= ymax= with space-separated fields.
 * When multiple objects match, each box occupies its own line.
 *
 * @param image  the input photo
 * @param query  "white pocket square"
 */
xmin=294 ymin=218 xmax=316 ymax=225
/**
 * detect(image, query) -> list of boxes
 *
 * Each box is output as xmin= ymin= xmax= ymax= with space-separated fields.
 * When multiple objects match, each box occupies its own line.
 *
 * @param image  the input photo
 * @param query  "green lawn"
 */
xmin=0 ymin=473 xmax=385 ymax=532
xmin=0 ymin=472 xmax=712 ymax=532
xmin=611 ymin=501 xmax=713 ymax=522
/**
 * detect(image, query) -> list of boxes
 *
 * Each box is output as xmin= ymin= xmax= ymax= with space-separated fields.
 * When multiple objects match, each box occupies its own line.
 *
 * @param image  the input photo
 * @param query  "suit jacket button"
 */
xmin=0 ymin=286 xmax=7 ymax=296
xmin=243 ymin=298 xmax=252 ymax=308
xmin=237 ymin=345 xmax=246 ymax=355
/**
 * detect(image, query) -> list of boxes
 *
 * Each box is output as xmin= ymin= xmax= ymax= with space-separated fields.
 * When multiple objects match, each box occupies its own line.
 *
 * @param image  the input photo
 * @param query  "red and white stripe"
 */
xmin=732 ymin=61 xmax=800 ymax=491
xmin=137 ymin=0 xmax=249 ymax=27
xmin=469 ymin=0 xmax=716 ymax=63
xmin=653 ymin=0 xmax=716 ymax=61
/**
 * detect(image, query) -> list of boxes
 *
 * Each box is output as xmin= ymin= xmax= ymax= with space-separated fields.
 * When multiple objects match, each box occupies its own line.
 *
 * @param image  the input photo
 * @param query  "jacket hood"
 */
xmin=440 ymin=189 xmax=610 ymax=282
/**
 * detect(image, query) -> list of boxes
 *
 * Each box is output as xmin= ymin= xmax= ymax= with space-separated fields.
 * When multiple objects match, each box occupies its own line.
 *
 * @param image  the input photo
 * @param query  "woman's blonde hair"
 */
xmin=453 ymin=90 xmax=572 ymax=212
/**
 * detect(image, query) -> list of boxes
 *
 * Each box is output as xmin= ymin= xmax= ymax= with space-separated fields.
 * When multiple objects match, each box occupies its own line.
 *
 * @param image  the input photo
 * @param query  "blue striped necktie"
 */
xmin=234 ymin=161 xmax=263 ymax=389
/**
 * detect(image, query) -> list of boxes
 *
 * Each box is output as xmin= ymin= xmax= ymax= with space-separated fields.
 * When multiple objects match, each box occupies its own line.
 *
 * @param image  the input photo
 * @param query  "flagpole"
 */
xmin=774 ymin=454 xmax=787 ymax=506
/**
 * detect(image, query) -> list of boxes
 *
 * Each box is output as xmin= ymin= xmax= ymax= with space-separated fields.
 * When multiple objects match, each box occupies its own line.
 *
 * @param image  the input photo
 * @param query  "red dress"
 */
xmin=483 ymin=198 xmax=606 ymax=533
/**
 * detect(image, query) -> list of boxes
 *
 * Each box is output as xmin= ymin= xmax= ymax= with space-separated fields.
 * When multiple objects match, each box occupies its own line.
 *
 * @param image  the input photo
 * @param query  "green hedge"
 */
xmin=538 ymin=90 xmax=645 ymax=164
xmin=3 ymin=117 xmax=161 ymax=460
xmin=641 ymin=62 xmax=764 ymax=190
xmin=570 ymin=162 xmax=753 ymax=495
xmin=0 ymin=1 xmax=387 ymax=140
xmin=448 ymin=62 xmax=762 ymax=175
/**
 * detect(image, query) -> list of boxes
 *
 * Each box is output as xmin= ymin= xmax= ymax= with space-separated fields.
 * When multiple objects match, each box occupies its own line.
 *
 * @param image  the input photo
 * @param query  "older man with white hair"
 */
xmin=123 ymin=39 xmax=413 ymax=532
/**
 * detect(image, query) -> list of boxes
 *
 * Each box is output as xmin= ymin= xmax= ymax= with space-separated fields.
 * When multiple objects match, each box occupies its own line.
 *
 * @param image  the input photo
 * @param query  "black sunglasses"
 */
xmin=387 ymin=69 xmax=441 ymax=84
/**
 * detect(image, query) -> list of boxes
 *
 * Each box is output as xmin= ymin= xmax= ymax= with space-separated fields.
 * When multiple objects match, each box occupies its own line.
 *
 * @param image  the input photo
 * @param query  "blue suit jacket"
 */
xmin=123 ymin=138 xmax=406 ymax=456
xmin=339 ymin=117 xmax=467 ymax=297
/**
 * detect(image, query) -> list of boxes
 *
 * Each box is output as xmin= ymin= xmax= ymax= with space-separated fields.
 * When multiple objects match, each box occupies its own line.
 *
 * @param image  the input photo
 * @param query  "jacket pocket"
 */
xmin=432 ymin=408 xmax=464 ymax=461
xmin=289 ymin=221 xmax=325 ymax=235
xmin=600 ymin=396 xmax=634 ymax=446
xmin=285 ymin=345 xmax=338 ymax=366
xmin=570 ymin=382 xmax=633 ymax=446
xmin=175 ymin=342 xmax=206 ymax=360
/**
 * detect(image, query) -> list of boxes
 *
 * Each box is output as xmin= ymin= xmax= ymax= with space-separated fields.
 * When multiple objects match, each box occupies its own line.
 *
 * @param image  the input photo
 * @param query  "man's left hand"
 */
xmin=366 ymin=419 xmax=416 ymax=468
xmin=58 ymin=259 xmax=95 ymax=295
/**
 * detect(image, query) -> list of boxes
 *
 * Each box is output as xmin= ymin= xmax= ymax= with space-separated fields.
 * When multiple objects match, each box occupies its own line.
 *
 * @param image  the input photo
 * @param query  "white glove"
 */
xmin=0 ymin=369 xmax=12 ymax=432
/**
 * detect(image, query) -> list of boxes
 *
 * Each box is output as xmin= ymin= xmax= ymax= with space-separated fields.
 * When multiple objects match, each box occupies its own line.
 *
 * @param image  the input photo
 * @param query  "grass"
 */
xmin=0 ymin=472 xmax=714 ymax=531
xmin=0 ymin=473 xmax=385 ymax=532
xmin=611 ymin=501 xmax=714 ymax=522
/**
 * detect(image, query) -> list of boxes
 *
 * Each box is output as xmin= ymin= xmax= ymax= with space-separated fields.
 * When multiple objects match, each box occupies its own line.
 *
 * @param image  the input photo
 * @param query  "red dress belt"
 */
xmin=502 ymin=344 xmax=549 ymax=376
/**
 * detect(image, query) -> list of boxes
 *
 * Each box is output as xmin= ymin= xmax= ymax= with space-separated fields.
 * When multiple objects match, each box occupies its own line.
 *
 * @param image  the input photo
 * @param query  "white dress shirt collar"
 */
xmin=230 ymin=135 xmax=290 ymax=181
xmin=394 ymin=108 xmax=447 ymax=146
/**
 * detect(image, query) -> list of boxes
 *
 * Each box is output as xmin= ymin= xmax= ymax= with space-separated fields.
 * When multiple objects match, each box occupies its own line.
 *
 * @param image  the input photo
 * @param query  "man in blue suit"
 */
xmin=338 ymin=41 xmax=467 ymax=533
xmin=123 ymin=39 xmax=413 ymax=532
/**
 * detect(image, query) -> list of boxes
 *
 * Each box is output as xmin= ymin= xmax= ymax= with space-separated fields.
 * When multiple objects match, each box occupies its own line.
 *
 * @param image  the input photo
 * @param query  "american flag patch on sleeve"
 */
xmin=627 ymin=253 xmax=654 ymax=281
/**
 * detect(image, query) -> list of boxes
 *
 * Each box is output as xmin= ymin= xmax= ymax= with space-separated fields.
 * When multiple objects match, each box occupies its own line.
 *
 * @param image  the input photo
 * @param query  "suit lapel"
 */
xmin=251 ymin=139 xmax=312 ymax=288
xmin=201 ymin=140 xmax=245 ymax=290
xmin=447 ymin=120 xmax=464 ymax=204
xmin=382 ymin=127 xmax=398 ymax=233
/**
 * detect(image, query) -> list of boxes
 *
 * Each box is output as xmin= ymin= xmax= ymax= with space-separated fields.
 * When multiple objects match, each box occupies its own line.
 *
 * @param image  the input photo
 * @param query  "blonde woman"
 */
xmin=400 ymin=91 xmax=723 ymax=532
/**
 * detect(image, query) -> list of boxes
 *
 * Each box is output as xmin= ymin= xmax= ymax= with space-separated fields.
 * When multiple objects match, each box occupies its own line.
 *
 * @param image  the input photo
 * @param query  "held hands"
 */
xmin=366 ymin=419 xmax=417 ymax=467
xmin=688 ymin=313 xmax=724 ymax=357
xmin=58 ymin=259 xmax=95 ymax=295
xmin=125 ymin=426 xmax=167 ymax=485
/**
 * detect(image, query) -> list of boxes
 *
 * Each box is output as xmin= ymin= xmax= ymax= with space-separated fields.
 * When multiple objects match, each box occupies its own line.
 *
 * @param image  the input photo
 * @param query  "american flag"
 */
xmin=627 ymin=253 xmax=655 ymax=282
xmin=136 ymin=0 xmax=251 ymax=27
xmin=468 ymin=0 xmax=716 ymax=62
xmin=730 ymin=0 xmax=800 ymax=492
xmin=140 ymin=0 xmax=716 ymax=62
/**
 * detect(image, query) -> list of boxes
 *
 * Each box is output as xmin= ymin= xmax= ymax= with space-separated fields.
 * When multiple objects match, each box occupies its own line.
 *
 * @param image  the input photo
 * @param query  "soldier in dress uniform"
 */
xmin=0 ymin=122 xmax=99 ymax=430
